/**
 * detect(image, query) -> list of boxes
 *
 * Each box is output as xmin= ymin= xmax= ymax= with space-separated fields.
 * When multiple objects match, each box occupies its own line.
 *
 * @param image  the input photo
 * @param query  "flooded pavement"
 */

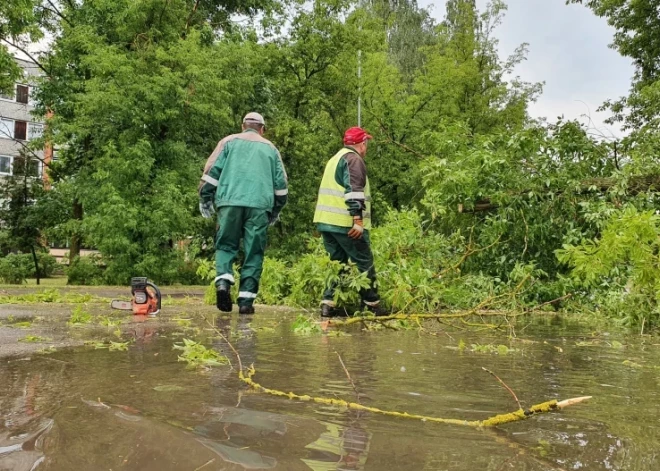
xmin=1 ymin=309 xmax=659 ymax=470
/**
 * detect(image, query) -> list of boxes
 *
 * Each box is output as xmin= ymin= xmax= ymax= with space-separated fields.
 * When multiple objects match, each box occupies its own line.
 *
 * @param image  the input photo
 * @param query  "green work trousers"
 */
xmin=215 ymin=206 xmax=269 ymax=307
xmin=321 ymin=230 xmax=379 ymax=304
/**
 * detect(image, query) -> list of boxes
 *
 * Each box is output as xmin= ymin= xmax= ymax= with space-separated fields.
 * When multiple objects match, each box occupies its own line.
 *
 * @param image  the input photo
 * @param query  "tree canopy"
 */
xmin=2 ymin=0 xmax=660 ymax=325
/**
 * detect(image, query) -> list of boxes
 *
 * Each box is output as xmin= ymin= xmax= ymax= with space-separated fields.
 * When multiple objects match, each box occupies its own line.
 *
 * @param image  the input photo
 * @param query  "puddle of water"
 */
xmin=1 ymin=313 xmax=659 ymax=470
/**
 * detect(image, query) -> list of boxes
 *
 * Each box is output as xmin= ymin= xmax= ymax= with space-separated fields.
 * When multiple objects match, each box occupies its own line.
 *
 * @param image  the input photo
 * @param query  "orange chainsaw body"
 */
xmin=132 ymin=286 xmax=160 ymax=315
xmin=110 ymin=277 xmax=161 ymax=316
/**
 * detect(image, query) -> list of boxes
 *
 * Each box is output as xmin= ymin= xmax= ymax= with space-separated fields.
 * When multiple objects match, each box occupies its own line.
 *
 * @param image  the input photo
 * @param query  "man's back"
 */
xmin=202 ymin=130 xmax=287 ymax=211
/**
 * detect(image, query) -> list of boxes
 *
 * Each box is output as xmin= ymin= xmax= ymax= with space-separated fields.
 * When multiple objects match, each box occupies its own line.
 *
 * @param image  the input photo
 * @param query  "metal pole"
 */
xmin=357 ymin=0 xmax=364 ymax=127
xmin=358 ymin=50 xmax=362 ymax=127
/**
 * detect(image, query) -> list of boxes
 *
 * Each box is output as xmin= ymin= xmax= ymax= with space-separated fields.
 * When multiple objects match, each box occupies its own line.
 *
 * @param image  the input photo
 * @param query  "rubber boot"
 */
xmin=239 ymin=305 xmax=255 ymax=315
xmin=361 ymin=301 xmax=389 ymax=317
xmin=216 ymin=280 xmax=232 ymax=312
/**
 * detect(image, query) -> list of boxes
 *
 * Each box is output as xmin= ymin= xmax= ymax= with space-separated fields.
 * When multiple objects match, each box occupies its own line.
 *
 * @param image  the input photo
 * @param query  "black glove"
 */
xmin=268 ymin=212 xmax=280 ymax=226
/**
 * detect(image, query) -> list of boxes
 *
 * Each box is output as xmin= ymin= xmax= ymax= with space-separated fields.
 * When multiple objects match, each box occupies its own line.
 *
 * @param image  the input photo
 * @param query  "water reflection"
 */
xmin=0 ymin=419 xmax=51 ymax=471
xmin=0 ymin=317 xmax=657 ymax=470
xmin=302 ymin=410 xmax=371 ymax=471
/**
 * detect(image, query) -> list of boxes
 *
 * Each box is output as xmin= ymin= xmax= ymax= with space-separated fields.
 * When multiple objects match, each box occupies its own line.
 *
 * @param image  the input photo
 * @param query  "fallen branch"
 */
xmin=526 ymin=293 xmax=573 ymax=312
xmin=327 ymin=311 xmax=520 ymax=328
xmin=240 ymin=365 xmax=591 ymax=428
xmin=436 ymin=231 xmax=503 ymax=278
xmin=204 ymin=316 xmax=591 ymax=428
xmin=458 ymin=175 xmax=660 ymax=213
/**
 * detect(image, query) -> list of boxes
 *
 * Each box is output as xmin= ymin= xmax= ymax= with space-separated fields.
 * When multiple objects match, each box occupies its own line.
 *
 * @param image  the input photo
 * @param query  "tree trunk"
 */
xmin=69 ymin=197 xmax=83 ymax=262
xmin=30 ymin=245 xmax=40 ymax=286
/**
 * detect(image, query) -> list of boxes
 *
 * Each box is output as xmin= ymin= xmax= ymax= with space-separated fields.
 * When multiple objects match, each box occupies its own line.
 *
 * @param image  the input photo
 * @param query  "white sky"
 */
xmin=419 ymin=0 xmax=634 ymax=138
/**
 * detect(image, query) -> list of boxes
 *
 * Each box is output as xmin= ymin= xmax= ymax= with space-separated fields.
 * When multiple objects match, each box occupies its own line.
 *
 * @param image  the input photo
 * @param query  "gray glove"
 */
xmin=199 ymin=201 xmax=215 ymax=219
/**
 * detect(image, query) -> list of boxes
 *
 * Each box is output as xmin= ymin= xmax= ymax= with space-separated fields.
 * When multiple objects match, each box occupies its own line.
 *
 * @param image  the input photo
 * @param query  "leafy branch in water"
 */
xmin=292 ymin=315 xmax=322 ymax=335
xmin=84 ymin=340 xmax=130 ymax=351
xmin=68 ymin=305 xmax=93 ymax=326
xmin=173 ymin=339 xmax=229 ymax=368
xmin=0 ymin=289 xmax=99 ymax=304
xmin=19 ymin=335 xmax=50 ymax=343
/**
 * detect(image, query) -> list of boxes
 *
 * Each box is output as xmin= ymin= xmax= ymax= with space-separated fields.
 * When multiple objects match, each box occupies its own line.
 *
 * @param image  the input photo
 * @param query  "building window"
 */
xmin=9 ymin=156 xmax=41 ymax=177
xmin=0 ymin=118 xmax=13 ymax=139
xmin=27 ymin=159 xmax=42 ymax=177
xmin=14 ymin=120 xmax=27 ymax=141
xmin=16 ymin=85 xmax=29 ymax=104
xmin=28 ymin=123 xmax=43 ymax=141
xmin=0 ymin=86 xmax=14 ymax=101
xmin=0 ymin=155 xmax=11 ymax=175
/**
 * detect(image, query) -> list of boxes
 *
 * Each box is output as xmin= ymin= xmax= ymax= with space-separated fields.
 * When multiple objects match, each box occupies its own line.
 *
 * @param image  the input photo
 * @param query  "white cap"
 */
xmin=243 ymin=112 xmax=265 ymax=126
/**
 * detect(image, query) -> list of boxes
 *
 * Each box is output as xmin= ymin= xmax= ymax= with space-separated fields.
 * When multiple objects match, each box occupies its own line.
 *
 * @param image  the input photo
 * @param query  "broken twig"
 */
xmin=482 ymin=367 xmax=522 ymax=411
xmin=335 ymin=351 xmax=360 ymax=402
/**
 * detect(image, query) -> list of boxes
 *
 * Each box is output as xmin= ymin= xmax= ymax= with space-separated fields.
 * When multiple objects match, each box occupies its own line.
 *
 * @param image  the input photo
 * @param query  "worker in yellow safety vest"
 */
xmin=313 ymin=127 xmax=387 ymax=317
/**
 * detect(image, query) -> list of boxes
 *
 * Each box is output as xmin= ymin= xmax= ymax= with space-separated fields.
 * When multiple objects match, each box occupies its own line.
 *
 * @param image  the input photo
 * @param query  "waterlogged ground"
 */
xmin=1 ymin=293 xmax=660 ymax=470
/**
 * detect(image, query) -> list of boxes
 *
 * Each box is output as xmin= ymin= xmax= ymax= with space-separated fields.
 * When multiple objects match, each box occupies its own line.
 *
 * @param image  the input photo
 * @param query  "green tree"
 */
xmin=367 ymin=0 xmax=437 ymax=79
xmin=0 ymin=149 xmax=47 ymax=283
xmin=0 ymin=0 xmax=43 ymax=93
xmin=34 ymin=0 xmax=280 ymax=284
xmin=358 ymin=0 xmax=541 ymax=212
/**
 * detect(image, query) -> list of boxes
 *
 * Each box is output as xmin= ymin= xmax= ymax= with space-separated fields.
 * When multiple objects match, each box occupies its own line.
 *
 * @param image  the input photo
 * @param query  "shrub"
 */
xmin=257 ymin=257 xmax=291 ymax=305
xmin=34 ymin=253 xmax=58 ymax=278
xmin=67 ymin=256 xmax=103 ymax=286
xmin=0 ymin=254 xmax=31 ymax=284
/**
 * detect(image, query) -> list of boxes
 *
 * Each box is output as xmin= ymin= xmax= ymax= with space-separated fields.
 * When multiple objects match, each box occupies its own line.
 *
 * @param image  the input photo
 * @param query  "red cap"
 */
xmin=343 ymin=127 xmax=373 ymax=145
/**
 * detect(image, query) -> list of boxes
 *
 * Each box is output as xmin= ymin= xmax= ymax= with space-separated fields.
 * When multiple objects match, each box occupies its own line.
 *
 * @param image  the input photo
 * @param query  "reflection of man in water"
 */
xmin=301 ymin=410 xmax=371 ymax=470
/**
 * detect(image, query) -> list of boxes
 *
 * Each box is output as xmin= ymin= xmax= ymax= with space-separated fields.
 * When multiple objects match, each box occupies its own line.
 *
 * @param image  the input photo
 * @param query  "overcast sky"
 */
xmin=419 ymin=0 xmax=634 ymax=138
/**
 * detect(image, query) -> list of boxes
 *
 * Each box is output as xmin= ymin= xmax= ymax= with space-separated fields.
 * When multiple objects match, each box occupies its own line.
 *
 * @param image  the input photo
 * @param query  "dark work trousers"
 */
xmin=321 ymin=230 xmax=379 ymax=304
xmin=215 ymin=206 xmax=269 ymax=307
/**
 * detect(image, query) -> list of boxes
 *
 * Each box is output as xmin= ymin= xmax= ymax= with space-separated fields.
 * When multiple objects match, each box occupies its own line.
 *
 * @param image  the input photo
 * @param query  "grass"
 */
xmin=0 ymin=277 xmax=209 ymax=290
xmin=0 ymin=276 xmax=69 ymax=288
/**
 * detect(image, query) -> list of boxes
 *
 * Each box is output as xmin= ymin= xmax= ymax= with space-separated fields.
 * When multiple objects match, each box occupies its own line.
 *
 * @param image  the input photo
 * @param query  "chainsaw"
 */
xmin=111 ymin=277 xmax=161 ymax=316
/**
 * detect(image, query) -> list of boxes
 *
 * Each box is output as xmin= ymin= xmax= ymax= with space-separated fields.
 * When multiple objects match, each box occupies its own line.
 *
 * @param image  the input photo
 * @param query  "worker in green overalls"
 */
xmin=199 ymin=113 xmax=288 ymax=315
xmin=313 ymin=127 xmax=386 ymax=317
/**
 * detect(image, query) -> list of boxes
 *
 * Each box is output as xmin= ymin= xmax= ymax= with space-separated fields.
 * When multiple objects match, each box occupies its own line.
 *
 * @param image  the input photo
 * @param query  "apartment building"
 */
xmin=0 ymin=57 xmax=48 ymax=180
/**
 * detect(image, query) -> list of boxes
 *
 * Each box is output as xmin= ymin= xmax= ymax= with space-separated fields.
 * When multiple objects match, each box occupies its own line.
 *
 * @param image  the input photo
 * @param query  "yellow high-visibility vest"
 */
xmin=313 ymin=148 xmax=371 ymax=230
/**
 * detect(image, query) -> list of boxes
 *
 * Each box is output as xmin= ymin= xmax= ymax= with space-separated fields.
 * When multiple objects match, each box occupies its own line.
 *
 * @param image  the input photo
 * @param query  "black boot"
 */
xmin=239 ymin=305 xmax=255 ymax=315
xmin=216 ymin=281 xmax=233 ymax=312
xmin=321 ymin=303 xmax=350 ymax=318
xmin=362 ymin=301 xmax=390 ymax=317
xmin=321 ymin=303 xmax=333 ymax=317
